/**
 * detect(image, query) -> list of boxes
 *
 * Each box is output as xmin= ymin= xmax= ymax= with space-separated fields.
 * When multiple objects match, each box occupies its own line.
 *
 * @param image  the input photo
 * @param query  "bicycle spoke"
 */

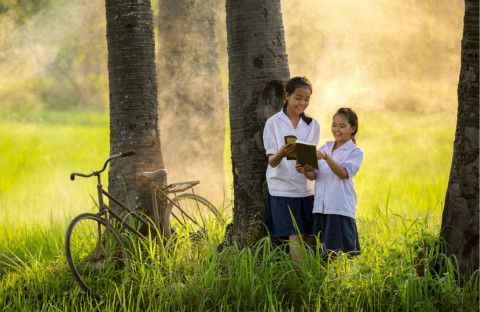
xmin=65 ymin=213 xmax=127 ymax=297
xmin=165 ymin=194 xmax=223 ymax=240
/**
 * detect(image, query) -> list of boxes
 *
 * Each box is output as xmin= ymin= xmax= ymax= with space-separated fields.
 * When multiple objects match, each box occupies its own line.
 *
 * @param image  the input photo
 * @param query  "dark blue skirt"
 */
xmin=264 ymin=195 xmax=314 ymax=237
xmin=313 ymin=213 xmax=360 ymax=255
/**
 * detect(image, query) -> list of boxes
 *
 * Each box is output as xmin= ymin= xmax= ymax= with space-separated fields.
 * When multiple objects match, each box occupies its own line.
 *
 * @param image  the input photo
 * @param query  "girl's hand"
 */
xmin=268 ymin=143 xmax=296 ymax=168
xmin=280 ymin=143 xmax=295 ymax=158
xmin=317 ymin=150 xmax=327 ymax=160
xmin=296 ymin=164 xmax=316 ymax=180
xmin=296 ymin=164 xmax=314 ymax=173
xmin=295 ymin=164 xmax=305 ymax=174
xmin=303 ymin=164 xmax=315 ymax=173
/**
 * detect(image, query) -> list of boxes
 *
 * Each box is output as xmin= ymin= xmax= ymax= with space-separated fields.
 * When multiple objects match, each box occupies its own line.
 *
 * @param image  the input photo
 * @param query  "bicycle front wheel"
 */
xmin=65 ymin=213 xmax=128 ymax=297
xmin=163 ymin=194 xmax=224 ymax=240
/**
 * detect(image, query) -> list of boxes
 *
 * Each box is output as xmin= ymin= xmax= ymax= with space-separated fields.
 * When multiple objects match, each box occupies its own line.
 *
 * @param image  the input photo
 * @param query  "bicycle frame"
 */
xmin=99 ymin=178 xmax=160 ymax=241
xmin=70 ymin=150 xmax=219 ymax=245
xmin=72 ymin=150 xmax=160 ymax=242
xmin=152 ymin=181 xmax=203 ymax=227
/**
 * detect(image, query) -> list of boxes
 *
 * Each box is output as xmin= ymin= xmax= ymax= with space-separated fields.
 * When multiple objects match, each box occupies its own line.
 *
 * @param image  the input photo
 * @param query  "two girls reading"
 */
xmin=264 ymin=79 xmax=363 ymax=258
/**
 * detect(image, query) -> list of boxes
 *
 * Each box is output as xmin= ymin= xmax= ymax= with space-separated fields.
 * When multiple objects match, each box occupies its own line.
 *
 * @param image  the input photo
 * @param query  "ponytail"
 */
xmin=282 ymin=104 xmax=312 ymax=125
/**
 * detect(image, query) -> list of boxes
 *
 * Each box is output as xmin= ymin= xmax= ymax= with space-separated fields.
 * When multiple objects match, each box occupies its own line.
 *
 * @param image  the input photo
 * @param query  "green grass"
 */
xmin=0 ymin=111 xmax=109 ymax=260
xmin=0 ymin=110 xmax=478 ymax=311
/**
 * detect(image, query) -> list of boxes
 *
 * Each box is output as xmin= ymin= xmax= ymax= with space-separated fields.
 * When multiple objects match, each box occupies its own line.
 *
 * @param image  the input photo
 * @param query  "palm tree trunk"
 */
xmin=440 ymin=0 xmax=479 ymax=282
xmin=157 ymin=0 xmax=226 ymax=203
xmin=225 ymin=0 xmax=290 ymax=246
xmin=105 ymin=0 xmax=164 ymax=217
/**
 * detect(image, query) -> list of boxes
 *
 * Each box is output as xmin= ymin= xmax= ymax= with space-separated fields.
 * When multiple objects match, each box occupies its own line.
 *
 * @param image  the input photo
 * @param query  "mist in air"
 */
xmin=281 ymin=0 xmax=464 ymax=119
xmin=0 ymin=0 xmax=465 ymax=203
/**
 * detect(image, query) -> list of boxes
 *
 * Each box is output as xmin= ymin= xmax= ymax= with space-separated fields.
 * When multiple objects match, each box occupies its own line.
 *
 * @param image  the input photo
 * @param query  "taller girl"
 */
xmin=262 ymin=76 xmax=320 ymax=260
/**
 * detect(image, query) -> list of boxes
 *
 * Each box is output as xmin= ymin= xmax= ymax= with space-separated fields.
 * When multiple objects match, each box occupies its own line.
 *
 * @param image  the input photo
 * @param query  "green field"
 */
xmin=0 ymin=110 xmax=478 ymax=311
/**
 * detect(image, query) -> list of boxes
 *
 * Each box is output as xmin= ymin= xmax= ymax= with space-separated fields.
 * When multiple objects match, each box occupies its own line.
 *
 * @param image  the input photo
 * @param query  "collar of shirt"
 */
xmin=326 ymin=139 xmax=355 ymax=153
xmin=276 ymin=110 xmax=306 ymax=129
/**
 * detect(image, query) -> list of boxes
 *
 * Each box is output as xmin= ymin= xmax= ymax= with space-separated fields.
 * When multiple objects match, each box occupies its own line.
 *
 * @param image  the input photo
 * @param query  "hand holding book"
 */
xmin=279 ymin=142 xmax=296 ymax=159
xmin=284 ymin=135 xmax=297 ymax=159
xmin=284 ymin=135 xmax=318 ymax=169
xmin=295 ymin=163 xmax=315 ymax=174
xmin=295 ymin=163 xmax=317 ymax=180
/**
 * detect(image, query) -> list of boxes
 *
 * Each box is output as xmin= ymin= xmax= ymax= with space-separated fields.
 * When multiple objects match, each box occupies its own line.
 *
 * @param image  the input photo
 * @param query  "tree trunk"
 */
xmin=157 ymin=0 xmax=225 ymax=204
xmin=225 ymin=0 xmax=290 ymax=246
xmin=440 ymin=0 xmax=479 ymax=282
xmin=105 ymin=0 xmax=164 ymax=218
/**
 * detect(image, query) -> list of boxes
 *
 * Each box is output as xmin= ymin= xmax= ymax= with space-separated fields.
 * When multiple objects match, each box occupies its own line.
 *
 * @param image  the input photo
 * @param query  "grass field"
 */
xmin=0 ymin=110 xmax=478 ymax=311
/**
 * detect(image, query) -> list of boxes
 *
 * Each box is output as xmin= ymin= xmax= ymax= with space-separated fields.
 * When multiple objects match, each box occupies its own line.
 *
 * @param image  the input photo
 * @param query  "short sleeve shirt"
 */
xmin=313 ymin=139 xmax=363 ymax=218
xmin=263 ymin=110 xmax=320 ymax=197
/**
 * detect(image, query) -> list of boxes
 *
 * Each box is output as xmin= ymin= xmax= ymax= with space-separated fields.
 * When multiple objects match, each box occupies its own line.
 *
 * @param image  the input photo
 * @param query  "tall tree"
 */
xmin=440 ymin=0 xmax=479 ymax=281
xmin=105 ymin=0 xmax=164 ymax=217
xmin=225 ymin=0 xmax=290 ymax=246
xmin=157 ymin=0 xmax=225 ymax=203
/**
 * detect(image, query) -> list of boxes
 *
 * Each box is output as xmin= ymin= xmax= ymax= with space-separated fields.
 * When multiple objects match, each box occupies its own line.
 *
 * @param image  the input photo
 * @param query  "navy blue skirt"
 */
xmin=313 ymin=213 xmax=360 ymax=255
xmin=264 ymin=195 xmax=314 ymax=237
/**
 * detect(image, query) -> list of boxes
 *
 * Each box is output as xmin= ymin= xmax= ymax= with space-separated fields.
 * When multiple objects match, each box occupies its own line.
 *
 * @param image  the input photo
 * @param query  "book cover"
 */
xmin=295 ymin=141 xmax=318 ymax=169
xmin=284 ymin=135 xmax=297 ymax=160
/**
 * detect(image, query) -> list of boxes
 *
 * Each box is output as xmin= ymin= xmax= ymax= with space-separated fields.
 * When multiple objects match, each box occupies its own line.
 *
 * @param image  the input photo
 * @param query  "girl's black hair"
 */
xmin=282 ymin=76 xmax=313 ymax=125
xmin=334 ymin=107 xmax=359 ymax=144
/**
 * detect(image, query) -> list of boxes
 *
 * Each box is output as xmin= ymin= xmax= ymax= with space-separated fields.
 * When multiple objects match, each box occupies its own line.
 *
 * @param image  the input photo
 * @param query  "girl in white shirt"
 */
xmin=263 ymin=76 xmax=320 ymax=260
xmin=297 ymin=108 xmax=363 ymax=256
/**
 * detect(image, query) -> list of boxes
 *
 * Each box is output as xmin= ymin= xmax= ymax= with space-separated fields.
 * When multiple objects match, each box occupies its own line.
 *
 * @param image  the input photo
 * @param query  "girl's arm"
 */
xmin=268 ymin=143 xmax=295 ymax=167
xmin=317 ymin=151 xmax=349 ymax=179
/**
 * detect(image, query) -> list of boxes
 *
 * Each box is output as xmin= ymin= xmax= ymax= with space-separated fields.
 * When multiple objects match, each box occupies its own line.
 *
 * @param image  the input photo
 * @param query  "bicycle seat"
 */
xmin=140 ymin=169 xmax=168 ymax=181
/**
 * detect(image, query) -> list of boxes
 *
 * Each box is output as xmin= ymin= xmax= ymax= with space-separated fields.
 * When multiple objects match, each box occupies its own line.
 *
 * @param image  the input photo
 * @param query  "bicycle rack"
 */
xmin=153 ymin=181 xmax=200 ymax=194
xmin=150 ymin=180 xmax=202 ymax=239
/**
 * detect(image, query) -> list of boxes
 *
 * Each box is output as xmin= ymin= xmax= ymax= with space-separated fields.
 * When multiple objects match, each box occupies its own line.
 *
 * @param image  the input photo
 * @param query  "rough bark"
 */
xmin=105 ymin=0 xmax=164 ymax=218
xmin=440 ymin=0 xmax=479 ymax=282
xmin=225 ymin=0 xmax=290 ymax=246
xmin=157 ymin=0 xmax=225 ymax=203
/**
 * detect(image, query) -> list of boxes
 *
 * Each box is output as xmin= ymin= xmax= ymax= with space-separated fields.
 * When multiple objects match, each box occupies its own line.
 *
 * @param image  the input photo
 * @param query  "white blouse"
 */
xmin=263 ymin=110 xmax=320 ymax=197
xmin=313 ymin=139 xmax=363 ymax=218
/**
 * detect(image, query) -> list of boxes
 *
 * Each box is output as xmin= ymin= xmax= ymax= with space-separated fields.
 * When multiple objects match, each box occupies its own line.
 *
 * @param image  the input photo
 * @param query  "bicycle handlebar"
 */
xmin=70 ymin=150 xmax=136 ymax=181
xmin=119 ymin=150 xmax=135 ymax=157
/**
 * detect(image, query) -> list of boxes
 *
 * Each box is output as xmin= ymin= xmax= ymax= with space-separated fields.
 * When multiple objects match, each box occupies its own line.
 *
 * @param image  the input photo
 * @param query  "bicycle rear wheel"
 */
xmin=65 ymin=213 xmax=128 ymax=297
xmin=163 ymin=194 xmax=224 ymax=240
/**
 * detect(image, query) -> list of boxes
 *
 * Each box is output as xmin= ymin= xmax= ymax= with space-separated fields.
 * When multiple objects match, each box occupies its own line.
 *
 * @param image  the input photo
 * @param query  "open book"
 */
xmin=284 ymin=135 xmax=318 ymax=169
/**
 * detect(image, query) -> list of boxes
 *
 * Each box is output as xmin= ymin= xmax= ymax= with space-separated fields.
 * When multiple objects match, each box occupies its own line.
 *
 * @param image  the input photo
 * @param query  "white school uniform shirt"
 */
xmin=313 ymin=139 xmax=363 ymax=219
xmin=263 ymin=110 xmax=320 ymax=197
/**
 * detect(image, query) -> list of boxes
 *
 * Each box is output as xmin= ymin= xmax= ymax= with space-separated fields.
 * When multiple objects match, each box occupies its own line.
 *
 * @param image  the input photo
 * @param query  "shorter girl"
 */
xmin=297 ymin=107 xmax=363 ymax=256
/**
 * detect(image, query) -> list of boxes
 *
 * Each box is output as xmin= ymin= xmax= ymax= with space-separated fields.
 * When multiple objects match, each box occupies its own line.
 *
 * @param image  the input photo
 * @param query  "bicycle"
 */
xmin=65 ymin=150 xmax=223 ymax=297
